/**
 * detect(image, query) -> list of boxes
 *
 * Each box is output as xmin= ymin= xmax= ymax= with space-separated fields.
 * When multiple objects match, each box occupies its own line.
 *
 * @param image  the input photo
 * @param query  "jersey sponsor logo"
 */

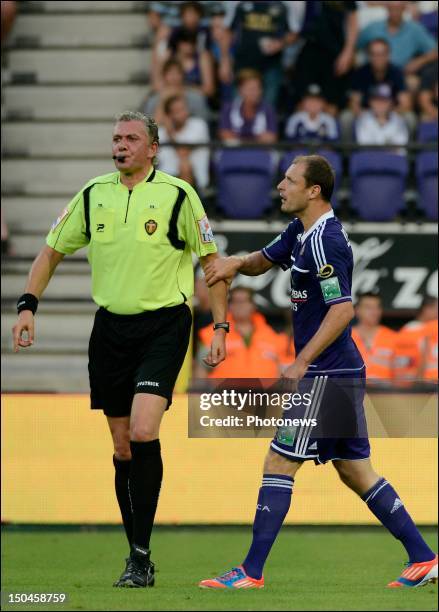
xmin=291 ymin=289 xmax=308 ymax=300
xmin=317 ymin=264 xmax=334 ymax=279
xmin=320 ymin=277 xmax=342 ymax=302
xmin=96 ymin=223 xmax=105 ymax=232
xmin=291 ymin=289 xmax=308 ymax=311
xmin=198 ymin=215 xmax=214 ymax=244
xmin=50 ymin=207 xmax=69 ymax=232
xmin=145 ymin=219 xmax=158 ymax=235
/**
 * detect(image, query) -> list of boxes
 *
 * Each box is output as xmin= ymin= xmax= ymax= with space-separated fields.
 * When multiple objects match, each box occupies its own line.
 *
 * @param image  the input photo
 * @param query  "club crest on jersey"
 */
xmin=145 ymin=219 xmax=158 ymax=235
xmin=317 ymin=264 xmax=334 ymax=279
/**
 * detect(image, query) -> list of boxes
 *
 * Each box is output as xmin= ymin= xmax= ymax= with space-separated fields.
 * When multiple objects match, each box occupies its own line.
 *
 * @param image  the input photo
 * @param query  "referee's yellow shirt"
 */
xmin=46 ymin=167 xmax=217 ymax=314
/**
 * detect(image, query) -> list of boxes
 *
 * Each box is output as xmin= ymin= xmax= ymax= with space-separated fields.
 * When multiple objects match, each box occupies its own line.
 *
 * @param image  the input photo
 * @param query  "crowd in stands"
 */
xmin=140 ymin=0 xmax=438 ymax=219
xmin=193 ymin=285 xmax=438 ymax=383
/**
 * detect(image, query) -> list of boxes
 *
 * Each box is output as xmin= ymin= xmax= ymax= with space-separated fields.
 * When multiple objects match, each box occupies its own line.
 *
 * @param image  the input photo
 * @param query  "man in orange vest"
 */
xmin=196 ymin=286 xmax=289 ymax=379
xmin=393 ymin=297 xmax=438 ymax=382
xmin=351 ymin=291 xmax=397 ymax=380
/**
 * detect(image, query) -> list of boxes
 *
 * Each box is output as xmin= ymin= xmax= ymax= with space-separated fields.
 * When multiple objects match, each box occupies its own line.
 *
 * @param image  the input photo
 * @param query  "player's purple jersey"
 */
xmin=262 ymin=210 xmax=364 ymax=373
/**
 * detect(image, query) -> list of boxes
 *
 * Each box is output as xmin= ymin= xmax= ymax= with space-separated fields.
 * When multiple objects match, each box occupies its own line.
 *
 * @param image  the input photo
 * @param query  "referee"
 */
xmin=12 ymin=111 xmax=229 ymax=588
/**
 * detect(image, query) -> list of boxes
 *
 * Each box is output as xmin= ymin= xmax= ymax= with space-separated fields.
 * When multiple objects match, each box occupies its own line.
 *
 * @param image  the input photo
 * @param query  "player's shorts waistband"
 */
xmin=97 ymin=303 xmax=189 ymax=321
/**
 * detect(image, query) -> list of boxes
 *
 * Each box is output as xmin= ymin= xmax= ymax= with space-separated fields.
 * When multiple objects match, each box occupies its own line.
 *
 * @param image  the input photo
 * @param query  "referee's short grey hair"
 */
xmin=114 ymin=111 xmax=159 ymax=146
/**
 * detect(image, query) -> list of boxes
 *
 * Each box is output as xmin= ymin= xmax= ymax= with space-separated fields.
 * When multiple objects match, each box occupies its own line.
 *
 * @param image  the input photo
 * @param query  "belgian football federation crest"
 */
xmin=145 ymin=219 xmax=158 ymax=235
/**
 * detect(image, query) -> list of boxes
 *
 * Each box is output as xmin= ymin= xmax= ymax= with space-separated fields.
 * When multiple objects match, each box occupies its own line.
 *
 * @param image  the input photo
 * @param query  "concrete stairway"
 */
xmin=1 ymin=1 xmax=152 ymax=391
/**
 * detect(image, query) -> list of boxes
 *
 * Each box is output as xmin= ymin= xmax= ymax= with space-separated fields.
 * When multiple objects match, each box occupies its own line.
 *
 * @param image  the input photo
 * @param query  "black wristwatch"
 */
xmin=213 ymin=322 xmax=230 ymax=333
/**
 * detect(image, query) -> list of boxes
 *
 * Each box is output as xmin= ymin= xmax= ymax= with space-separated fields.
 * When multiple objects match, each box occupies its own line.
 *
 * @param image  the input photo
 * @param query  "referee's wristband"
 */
xmin=213 ymin=322 xmax=230 ymax=333
xmin=17 ymin=293 xmax=39 ymax=315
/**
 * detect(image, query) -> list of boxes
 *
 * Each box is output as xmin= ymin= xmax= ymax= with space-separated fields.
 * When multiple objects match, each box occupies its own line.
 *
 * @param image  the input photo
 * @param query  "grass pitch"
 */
xmin=1 ymin=527 xmax=437 ymax=611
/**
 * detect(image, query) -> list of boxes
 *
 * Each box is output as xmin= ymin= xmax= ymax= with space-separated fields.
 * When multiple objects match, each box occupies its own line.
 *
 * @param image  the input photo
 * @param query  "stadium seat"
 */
xmin=279 ymin=150 xmax=342 ymax=209
xmin=416 ymin=152 xmax=438 ymax=221
xmin=349 ymin=152 xmax=408 ymax=221
xmin=417 ymin=121 xmax=438 ymax=143
xmin=216 ymin=149 xmax=274 ymax=219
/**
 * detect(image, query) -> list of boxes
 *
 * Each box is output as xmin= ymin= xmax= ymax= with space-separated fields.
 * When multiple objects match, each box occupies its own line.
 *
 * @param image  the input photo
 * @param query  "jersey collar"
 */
xmin=300 ymin=210 xmax=334 ymax=243
xmin=117 ymin=165 xmax=156 ymax=184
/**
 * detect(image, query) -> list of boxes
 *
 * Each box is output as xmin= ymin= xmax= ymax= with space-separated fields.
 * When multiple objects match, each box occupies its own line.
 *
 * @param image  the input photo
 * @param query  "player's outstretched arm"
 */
xmin=204 ymin=251 xmax=273 ymax=287
xmin=12 ymin=245 xmax=65 ymax=352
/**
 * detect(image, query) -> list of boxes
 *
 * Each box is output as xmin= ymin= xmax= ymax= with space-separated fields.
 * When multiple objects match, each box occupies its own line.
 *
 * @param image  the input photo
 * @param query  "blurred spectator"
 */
xmin=219 ymin=69 xmax=277 ymax=143
xmin=355 ymin=84 xmax=409 ymax=149
xmin=342 ymin=37 xmax=414 ymax=140
xmin=285 ymin=84 xmax=339 ymax=143
xmin=394 ymin=297 xmax=438 ymax=382
xmin=418 ymin=319 xmax=438 ymax=380
xmin=147 ymin=3 xmax=174 ymax=93
xmin=168 ymin=1 xmax=211 ymax=54
xmin=209 ymin=10 xmax=234 ymax=102
xmin=352 ymin=291 xmax=397 ymax=380
xmin=169 ymin=30 xmax=215 ymax=98
xmin=356 ymin=1 xmax=390 ymax=31
xmin=223 ymin=1 xmax=301 ymax=106
xmin=158 ymin=94 xmax=210 ymax=189
xmin=141 ymin=58 xmax=209 ymax=121
xmin=417 ymin=60 xmax=438 ymax=120
xmin=357 ymin=1 xmax=438 ymax=78
xmin=1 ymin=0 xmax=17 ymax=42
xmin=349 ymin=38 xmax=412 ymax=114
xmin=290 ymin=1 xmax=358 ymax=112
xmin=195 ymin=286 xmax=287 ymax=378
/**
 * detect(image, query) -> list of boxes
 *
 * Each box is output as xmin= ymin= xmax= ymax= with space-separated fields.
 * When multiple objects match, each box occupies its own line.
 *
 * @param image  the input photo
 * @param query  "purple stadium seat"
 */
xmin=349 ymin=152 xmax=408 ymax=221
xmin=216 ymin=149 xmax=273 ymax=219
xmin=420 ymin=11 xmax=438 ymax=39
xmin=417 ymin=121 xmax=438 ymax=143
xmin=279 ymin=149 xmax=342 ymax=208
xmin=416 ymin=152 xmax=438 ymax=220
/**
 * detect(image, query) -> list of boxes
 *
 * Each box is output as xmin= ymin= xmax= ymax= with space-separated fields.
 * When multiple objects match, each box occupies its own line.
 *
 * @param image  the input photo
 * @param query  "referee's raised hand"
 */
xmin=12 ymin=310 xmax=35 ymax=352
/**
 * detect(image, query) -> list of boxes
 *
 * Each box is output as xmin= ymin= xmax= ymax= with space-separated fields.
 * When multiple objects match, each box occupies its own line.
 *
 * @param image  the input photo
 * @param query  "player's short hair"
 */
xmin=236 ymin=68 xmax=263 ymax=88
xmin=356 ymin=290 xmax=382 ymax=305
xmin=114 ymin=111 xmax=159 ymax=146
xmin=163 ymin=94 xmax=186 ymax=116
xmin=293 ymin=155 xmax=335 ymax=202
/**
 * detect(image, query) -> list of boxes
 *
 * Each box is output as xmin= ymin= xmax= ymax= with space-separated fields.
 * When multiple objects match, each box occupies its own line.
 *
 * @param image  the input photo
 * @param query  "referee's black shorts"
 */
xmin=88 ymin=303 xmax=192 ymax=417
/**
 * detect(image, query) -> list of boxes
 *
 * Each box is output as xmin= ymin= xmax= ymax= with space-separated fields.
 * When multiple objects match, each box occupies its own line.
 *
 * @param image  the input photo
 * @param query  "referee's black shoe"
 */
xmin=113 ymin=545 xmax=155 ymax=588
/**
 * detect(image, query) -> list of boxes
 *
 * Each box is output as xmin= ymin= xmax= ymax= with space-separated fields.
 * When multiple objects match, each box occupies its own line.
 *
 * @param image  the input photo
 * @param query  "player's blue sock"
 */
xmin=242 ymin=474 xmax=293 ymax=579
xmin=362 ymin=477 xmax=435 ymax=563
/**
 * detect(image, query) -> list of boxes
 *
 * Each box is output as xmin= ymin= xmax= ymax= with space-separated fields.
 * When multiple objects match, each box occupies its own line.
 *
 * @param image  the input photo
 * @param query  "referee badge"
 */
xmin=145 ymin=219 xmax=158 ymax=235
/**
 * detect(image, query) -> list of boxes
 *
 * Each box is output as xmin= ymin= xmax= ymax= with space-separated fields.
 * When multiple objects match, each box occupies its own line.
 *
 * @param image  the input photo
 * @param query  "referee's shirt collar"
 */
xmin=117 ymin=165 xmax=156 ymax=186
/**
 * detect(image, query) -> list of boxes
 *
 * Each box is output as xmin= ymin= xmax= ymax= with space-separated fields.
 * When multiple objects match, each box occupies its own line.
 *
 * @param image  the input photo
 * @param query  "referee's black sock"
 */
xmin=129 ymin=439 xmax=163 ymax=551
xmin=113 ymin=455 xmax=133 ymax=547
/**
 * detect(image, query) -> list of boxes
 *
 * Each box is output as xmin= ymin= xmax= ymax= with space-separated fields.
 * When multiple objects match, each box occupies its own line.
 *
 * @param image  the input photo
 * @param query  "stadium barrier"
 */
xmin=2 ymin=394 xmax=437 ymax=525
